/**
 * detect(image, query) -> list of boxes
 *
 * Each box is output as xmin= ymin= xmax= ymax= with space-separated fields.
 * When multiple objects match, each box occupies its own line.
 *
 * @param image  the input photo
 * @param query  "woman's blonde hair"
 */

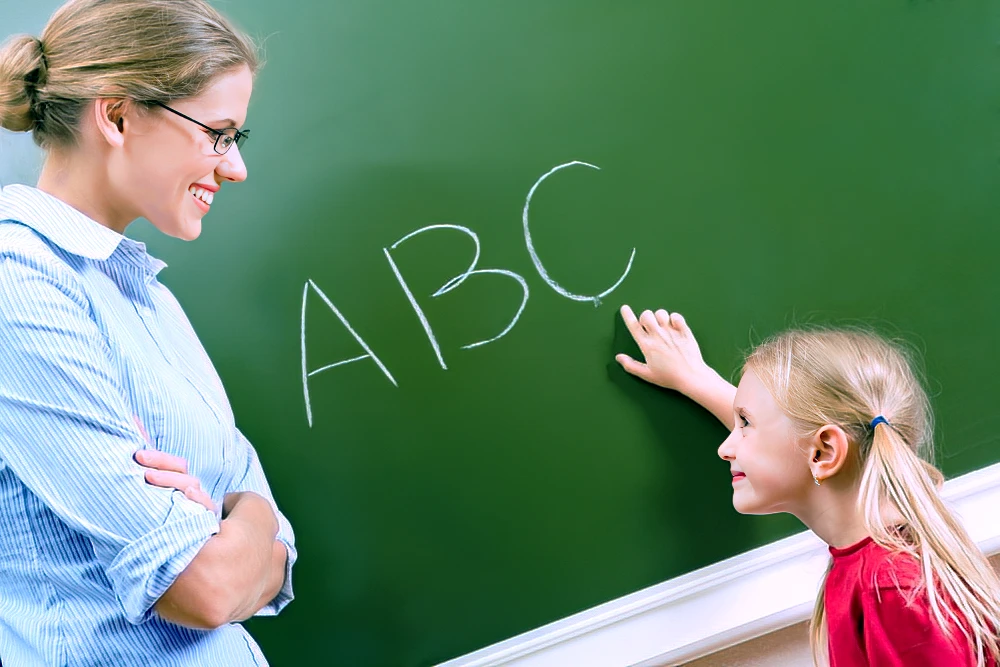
xmin=0 ymin=0 xmax=260 ymax=150
xmin=745 ymin=328 xmax=1000 ymax=667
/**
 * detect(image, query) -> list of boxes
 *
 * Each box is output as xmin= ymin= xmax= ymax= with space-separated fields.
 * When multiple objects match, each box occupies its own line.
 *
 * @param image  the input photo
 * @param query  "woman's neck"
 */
xmin=36 ymin=151 xmax=132 ymax=234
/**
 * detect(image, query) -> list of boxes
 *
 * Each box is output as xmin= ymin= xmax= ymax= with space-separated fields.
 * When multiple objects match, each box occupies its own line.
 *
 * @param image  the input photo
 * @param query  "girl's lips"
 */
xmin=732 ymin=472 xmax=746 ymax=484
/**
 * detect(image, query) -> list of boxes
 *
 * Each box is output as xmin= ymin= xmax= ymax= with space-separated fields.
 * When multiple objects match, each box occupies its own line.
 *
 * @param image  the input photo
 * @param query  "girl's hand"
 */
xmin=134 ymin=448 xmax=217 ymax=514
xmin=615 ymin=305 xmax=714 ymax=394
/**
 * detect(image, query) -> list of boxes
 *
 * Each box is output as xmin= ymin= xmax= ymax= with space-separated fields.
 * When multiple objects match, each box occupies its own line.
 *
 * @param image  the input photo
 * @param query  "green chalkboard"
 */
xmin=4 ymin=1 xmax=1000 ymax=665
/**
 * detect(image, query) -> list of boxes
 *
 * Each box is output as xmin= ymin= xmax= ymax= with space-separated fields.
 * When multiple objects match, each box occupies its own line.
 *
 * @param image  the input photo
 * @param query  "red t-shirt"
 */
xmin=825 ymin=536 xmax=995 ymax=667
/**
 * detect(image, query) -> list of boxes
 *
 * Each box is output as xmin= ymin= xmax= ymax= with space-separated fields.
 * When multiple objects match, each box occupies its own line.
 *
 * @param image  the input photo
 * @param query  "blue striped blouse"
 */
xmin=0 ymin=184 xmax=296 ymax=666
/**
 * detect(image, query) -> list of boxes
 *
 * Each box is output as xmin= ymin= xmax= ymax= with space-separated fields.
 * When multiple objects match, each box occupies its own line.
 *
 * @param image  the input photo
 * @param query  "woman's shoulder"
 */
xmin=0 ymin=220 xmax=90 ymax=302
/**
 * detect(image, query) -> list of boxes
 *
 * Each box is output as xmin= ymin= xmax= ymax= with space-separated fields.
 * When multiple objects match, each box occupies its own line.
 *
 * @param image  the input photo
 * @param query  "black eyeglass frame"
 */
xmin=151 ymin=101 xmax=250 ymax=155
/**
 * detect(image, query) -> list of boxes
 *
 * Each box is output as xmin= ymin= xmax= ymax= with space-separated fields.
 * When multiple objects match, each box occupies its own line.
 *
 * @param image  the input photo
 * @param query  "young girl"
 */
xmin=615 ymin=306 xmax=1000 ymax=667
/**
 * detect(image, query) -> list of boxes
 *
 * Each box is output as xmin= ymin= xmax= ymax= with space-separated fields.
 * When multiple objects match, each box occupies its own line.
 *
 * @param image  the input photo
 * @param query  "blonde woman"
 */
xmin=617 ymin=306 xmax=1000 ymax=666
xmin=0 ymin=0 xmax=294 ymax=665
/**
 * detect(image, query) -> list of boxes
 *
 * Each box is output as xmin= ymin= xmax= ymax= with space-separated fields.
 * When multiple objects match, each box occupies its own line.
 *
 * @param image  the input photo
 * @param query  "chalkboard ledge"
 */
xmin=443 ymin=462 xmax=1000 ymax=667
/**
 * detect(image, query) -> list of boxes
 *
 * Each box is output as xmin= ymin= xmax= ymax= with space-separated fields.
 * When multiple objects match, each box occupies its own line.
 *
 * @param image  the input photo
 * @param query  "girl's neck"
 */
xmin=794 ymin=479 xmax=871 ymax=549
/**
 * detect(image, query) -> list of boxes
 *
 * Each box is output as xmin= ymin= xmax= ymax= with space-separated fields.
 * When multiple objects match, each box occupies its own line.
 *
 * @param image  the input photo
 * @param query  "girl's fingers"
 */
xmin=639 ymin=309 xmax=661 ymax=336
xmin=620 ymin=305 xmax=646 ymax=341
xmin=654 ymin=309 xmax=672 ymax=330
xmin=616 ymin=353 xmax=653 ymax=382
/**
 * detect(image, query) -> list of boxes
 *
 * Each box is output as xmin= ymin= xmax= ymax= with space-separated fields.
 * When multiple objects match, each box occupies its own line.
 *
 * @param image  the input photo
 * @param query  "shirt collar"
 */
xmin=0 ymin=184 xmax=167 ymax=277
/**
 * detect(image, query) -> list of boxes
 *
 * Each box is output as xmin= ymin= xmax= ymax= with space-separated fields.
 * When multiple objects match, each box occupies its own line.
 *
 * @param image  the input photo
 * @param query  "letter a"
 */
xmin=301 ymin=279 xmax=397 ymax=427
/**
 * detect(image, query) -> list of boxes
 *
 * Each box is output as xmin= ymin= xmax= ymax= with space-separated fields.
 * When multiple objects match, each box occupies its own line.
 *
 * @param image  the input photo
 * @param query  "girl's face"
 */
xmin=113 ymin=65 xmax=253 ymax=240
xmin=717 ymin=369 xmax=815 ymax=515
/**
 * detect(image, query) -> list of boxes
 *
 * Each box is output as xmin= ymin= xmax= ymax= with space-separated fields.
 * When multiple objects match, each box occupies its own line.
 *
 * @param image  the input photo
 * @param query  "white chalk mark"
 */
xmin=384 ymin=246 xmax=448 ymax=370
xmin=446 ymin=269 xmax=529 ymax=349
xmin=301 ymin=281 xmax=313 ymax=427
xmin=391 ymin=224 xmax=481 ymax=296
xmin=308 ymin=355 xmax=370 ymax=376
xmin=522 ymin=161 xmax=636 ymax=306
xmin=388 ymin=224 xmax=530 ymax=357
xmin=301 ymin=279 xmax=398 ymax=428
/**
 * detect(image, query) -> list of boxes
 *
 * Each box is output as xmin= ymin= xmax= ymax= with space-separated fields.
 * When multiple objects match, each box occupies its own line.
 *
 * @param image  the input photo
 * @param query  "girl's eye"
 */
xmin=738 ymin=414 xmax=750 ymax=428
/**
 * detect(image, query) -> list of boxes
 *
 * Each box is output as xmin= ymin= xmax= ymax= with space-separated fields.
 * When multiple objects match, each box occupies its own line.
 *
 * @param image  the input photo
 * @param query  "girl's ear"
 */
xmin=809 ymin=424 xmax=852 ymax=484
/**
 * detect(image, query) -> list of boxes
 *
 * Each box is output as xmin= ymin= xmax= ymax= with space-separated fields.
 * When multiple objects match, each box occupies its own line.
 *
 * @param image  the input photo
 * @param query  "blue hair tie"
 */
xmin=870 ymin=415 xmax=889 ymax=430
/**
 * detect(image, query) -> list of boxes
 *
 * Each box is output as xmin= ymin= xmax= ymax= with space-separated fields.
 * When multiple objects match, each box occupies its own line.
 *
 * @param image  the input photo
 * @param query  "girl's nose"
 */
xmin=717 ymin=428 xmax=738 ymax=461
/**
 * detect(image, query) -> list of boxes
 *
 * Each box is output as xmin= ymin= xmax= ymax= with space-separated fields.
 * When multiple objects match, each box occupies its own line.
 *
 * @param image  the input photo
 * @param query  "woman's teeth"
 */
xmin=188 ymin=186 xmax=214 ymax=206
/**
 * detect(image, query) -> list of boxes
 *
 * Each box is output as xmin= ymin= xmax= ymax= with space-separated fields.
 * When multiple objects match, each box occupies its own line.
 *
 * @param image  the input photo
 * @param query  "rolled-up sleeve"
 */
xmin=231 ymin=428 xmax=297 ymax=615
xmin=0 ymin=252 xmax=220 ymax=624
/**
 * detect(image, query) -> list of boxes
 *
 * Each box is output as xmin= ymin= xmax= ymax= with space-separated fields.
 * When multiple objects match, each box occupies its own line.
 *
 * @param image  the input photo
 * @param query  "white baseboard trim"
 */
xmin=440 ymin=461 xmax=1000 ymax=667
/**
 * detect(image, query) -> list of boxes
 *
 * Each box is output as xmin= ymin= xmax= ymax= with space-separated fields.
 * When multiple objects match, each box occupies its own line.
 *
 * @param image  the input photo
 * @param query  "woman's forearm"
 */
xmin=234 ymin=540 xmax=289 ymax=621
xmin=155 ymin=492 xmax=279 ymax=629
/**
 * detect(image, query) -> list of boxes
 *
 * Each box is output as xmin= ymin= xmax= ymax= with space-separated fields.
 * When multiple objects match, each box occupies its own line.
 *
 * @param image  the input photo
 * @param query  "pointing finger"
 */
xmin=620 ymin=305 xmax=646 ymax=341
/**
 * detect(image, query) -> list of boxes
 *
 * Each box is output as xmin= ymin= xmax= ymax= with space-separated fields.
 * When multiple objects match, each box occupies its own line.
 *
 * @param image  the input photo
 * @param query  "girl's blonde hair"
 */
xmin=0 ymin=0 xmax=260 ymax=150
xmin=745 ymin=328 xmax=1000 ymax=667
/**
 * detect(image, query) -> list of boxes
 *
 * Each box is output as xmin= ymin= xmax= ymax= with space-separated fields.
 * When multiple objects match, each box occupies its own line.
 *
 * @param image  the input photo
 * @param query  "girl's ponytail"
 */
xmin=747 ymin=328 xmax=1000 ymax=666
xmin=860 ymin=421 xmax=1000 ymax=666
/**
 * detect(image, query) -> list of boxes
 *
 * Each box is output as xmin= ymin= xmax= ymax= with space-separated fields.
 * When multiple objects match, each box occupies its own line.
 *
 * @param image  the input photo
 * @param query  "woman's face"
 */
xmin=717 ymin=369 xmax=815 ymax=515
xmin=116 ymin=65 xmax=253 ymax=241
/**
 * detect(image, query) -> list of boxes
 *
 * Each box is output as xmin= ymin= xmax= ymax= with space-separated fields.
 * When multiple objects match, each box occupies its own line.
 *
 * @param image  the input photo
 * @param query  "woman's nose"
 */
xmin=217 ymin=144 xmax=248 ymax=183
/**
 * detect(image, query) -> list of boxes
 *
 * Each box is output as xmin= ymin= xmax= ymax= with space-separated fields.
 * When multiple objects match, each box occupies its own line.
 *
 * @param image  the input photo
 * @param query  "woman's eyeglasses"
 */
xmin=152 ymin=102 xmax=250 ymax=155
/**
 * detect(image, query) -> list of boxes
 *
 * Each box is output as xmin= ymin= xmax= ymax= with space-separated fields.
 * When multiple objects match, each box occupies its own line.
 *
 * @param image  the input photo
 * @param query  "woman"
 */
xmin=0 ymin=0 xmax=295 ymax=664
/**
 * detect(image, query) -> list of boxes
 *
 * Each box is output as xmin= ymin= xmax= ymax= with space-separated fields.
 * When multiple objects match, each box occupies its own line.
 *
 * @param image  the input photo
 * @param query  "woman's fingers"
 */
xmin=183 ymin=486 xmax=218 ymax=513
xmin=143 ymin=468 xmax=199 ymax=492
xmin=134 ymin=448 xmax=188 ymax=474
xmin=143 ymin=468 xmax=216 ymax=512
xmin=135 ymin=449 xmax=216 ymax=512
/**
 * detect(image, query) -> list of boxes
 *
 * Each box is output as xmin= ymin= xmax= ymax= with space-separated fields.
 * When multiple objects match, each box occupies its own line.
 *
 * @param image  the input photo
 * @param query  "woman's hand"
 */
xmin=134 ymin=448 xmax=217 ymax=514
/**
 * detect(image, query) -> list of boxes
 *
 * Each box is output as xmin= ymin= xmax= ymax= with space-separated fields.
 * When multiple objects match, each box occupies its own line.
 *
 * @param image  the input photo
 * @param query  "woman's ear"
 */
xmin=809 ymin=424 xmax=852 ymax=484
xmin=93 ymin=98 xmax=129 ymax=147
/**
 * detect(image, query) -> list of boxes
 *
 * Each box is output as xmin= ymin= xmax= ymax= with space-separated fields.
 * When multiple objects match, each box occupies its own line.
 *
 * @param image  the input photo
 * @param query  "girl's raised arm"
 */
xmin=616 ymin=305 xmax=737 ymax=429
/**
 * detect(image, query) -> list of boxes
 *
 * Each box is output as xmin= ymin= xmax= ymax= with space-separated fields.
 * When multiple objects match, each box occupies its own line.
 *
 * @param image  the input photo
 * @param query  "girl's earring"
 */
xmin=813 ymin=475 xmax=821 ymax=486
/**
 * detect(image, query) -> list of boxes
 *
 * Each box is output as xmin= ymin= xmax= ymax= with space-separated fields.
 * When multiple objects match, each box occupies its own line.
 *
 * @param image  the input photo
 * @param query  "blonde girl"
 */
xmin=616 ymin=306 xmax=1000 ymax=667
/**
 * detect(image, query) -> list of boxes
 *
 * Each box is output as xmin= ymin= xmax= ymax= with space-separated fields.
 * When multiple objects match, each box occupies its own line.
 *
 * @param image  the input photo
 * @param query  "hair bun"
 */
xmin=0 ymin=34 xmax=49 ymax=132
